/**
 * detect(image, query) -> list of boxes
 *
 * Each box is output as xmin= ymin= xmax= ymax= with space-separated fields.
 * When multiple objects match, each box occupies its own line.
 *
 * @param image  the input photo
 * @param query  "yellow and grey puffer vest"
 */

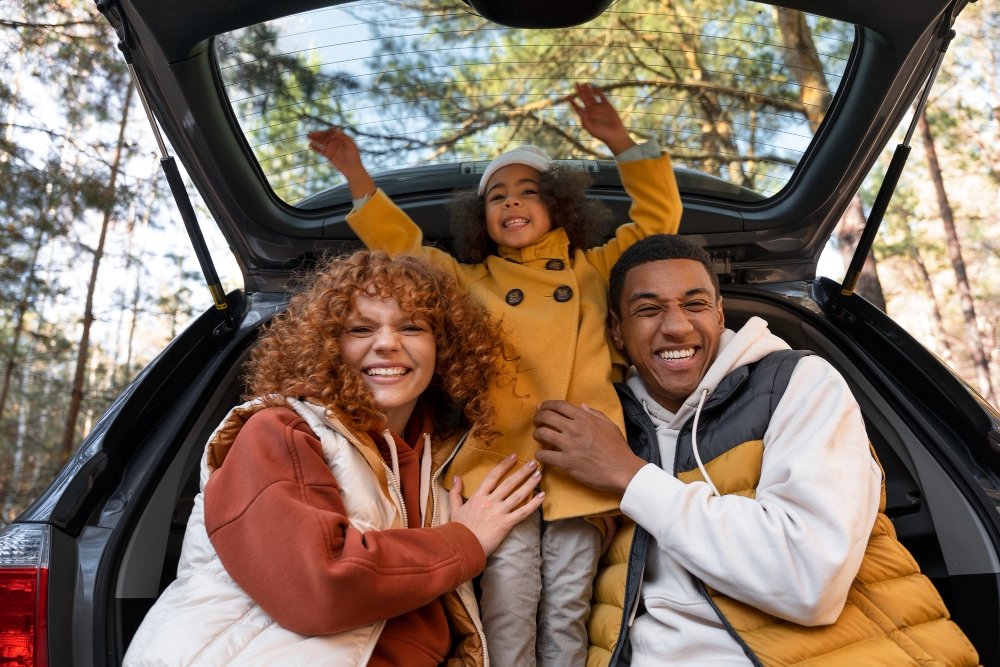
xmin=588 ymin=350 xmax=979 ymax=667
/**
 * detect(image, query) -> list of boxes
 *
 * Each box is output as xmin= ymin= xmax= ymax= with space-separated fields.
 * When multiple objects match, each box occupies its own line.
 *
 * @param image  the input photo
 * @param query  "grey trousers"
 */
xmin=479 ymin=510 xmax=602 ymax=667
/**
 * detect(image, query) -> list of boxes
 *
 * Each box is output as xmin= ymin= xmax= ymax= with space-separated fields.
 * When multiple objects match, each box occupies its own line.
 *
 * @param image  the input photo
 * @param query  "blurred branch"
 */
xmin=0 ymin=18 xmax=101 ymax=29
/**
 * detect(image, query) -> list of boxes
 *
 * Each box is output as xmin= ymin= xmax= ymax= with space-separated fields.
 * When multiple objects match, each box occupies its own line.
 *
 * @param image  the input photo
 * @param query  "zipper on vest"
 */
xmin=627 ymin=564 xmax=645 ymax=627
xmin=358 ymin=619 xmax=388 ymax=667
xmin=454 ymin=586 xmax=490 ymax=667
xmin=419 ymin=433 xmax=432 ymax=527
xmin=381 ymin=462 xmax=409 ymax=529
xmin=609 ymin=386 xmax=661 ymax=667
xmin=427 ymin=432 xmax=488 ymax=666
xmin=379 ymin=430 xmax=409 ymax=529
xmin=429 ymin=433 xmax=469 ymax=528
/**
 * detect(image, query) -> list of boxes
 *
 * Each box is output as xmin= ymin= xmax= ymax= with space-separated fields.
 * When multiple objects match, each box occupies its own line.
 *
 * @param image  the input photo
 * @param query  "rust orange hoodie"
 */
xmin=204 ymin=406 xmax=486 ymax=666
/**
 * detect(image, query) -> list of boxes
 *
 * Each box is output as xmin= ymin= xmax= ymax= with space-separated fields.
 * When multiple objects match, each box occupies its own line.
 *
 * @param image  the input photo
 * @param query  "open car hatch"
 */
xmin=101 ymin=0 xmax=970 ymax=293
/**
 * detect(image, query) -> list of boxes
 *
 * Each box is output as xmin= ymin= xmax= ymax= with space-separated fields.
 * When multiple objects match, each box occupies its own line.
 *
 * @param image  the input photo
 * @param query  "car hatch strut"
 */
xmin=96 ymin=0 xmax=238 ymax=339
xmin=833 ymin=27 xmax=954 ymax=321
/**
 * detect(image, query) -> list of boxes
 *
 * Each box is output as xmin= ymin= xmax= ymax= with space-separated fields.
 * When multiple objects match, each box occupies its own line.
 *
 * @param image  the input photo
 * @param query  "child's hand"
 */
xmin=308 ymin=127 xmax=376 ymax=199
xmin=570 ymin=83 xmax=637 ymax=157
xmin=308 ymin=127 xmax=363 ymax=173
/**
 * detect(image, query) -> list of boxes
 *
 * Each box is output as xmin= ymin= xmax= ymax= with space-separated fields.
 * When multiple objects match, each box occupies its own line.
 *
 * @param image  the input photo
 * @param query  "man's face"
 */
xmin=610 ymin=259 xmax=725 ymax=413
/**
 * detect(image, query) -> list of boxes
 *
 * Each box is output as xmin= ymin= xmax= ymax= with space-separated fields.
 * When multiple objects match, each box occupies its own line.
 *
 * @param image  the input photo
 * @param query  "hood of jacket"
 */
xmin=626 ymin=316 xmax=790 ymax=429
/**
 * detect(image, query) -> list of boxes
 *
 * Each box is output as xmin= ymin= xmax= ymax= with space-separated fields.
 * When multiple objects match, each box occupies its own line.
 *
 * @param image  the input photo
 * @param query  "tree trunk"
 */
xmin=0 ymin=229 xmax=45 ymax=417
xmin=774 ymin=8 xmax=832 ymax=133
xmin=770 ymin=9 xmax=883 ymax=312
xmin=2 ymin=339 xmax=35 ymax=525
xmin=82 ymin=350 xmax=100 ymax=440
xmin=918 ymin=111 xmax=995 ymax=404
xmin=0 ymin=40 xmax=23 ymax=160
xmin=2 ymin=240 xmax=57 ymax=525
xmin=906 ymin=226 xmax=953 ymax=363
xmin=124 ymin=173 xmax=157 ymax=381
xmin=59 ymin=82 xmax=133 ymax=465
xmin=125 ymin=275 xmax=142 ymax=381
xmin=834 ymin=194 xmax=887 ymax=312
xmin=657 ymin=0 xmax=748 ymax=186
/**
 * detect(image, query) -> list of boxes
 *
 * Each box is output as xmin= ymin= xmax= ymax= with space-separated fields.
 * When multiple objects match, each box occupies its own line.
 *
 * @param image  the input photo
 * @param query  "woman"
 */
xmin=125 ymin=250 xmax=544 ymax=666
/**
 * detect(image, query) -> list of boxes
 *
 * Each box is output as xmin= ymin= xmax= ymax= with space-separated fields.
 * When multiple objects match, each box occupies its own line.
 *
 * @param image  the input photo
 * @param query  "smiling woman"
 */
xmin=123 ymin=250 xmax=548 ymax=667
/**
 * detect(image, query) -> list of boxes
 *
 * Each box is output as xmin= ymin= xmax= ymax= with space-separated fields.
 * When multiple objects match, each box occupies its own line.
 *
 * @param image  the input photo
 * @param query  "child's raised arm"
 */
xmin=570 ymin=84 xmax=683 ymax=278
xmin=570 ymin=83 xmax=637 ymax=157
xmin=308 ymin=127 xmax=476 ymax=283
xmin=308 ymin=127 xmax=376 ymax=200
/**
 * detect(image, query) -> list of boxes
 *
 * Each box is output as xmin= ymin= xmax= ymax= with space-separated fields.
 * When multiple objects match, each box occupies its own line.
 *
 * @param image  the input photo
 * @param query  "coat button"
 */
xmin=553 ymin=285 xmax=573 ymax=302
xmin=506 ymin=289 xmax=524 ymax=306
xmin=545 ymin=259 xmax=565 ymax=271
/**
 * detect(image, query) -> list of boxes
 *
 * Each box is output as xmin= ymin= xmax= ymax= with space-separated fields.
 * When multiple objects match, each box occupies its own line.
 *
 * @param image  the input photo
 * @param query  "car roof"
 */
xmin=114 ymin=0 xmax=968 ymax=291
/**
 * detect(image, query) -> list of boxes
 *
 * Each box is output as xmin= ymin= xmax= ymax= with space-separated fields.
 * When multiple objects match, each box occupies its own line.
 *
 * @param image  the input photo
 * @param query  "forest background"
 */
xmin=1 ymin=0 xmax=1000 ymax=524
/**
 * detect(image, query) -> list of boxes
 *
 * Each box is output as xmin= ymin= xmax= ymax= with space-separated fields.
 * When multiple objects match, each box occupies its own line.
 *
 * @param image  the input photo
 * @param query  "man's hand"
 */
xmin=569 ymin=83 xmax=637 ymax=156
xmin=307 ymin=127 xmax=376 ymax=200
xmin=533 ymin=400 xmax=647 ymax=495
xmin=449 ymin=454 xmax=545 ymax=557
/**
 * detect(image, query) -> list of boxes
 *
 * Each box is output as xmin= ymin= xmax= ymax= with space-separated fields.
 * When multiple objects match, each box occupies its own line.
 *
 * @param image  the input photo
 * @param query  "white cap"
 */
xmin=478 ymin=145 xmax=553 ymax=195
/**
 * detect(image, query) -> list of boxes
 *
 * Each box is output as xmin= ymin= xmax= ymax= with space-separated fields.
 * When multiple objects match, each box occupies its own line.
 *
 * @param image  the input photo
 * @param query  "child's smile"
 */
xmin=484 ymin=163 xmax=553 ymax=248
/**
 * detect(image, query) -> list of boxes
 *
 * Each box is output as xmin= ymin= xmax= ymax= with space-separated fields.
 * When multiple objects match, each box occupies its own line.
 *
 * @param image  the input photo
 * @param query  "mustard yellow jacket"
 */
xmin=346 ymin=153 xmax=682 ymax=521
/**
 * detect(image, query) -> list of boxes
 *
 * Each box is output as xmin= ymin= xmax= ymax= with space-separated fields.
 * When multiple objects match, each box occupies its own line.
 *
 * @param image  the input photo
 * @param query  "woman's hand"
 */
xmin=449 ymin=454 xmax=545 ymax=557
xmin=570 ymin=83 xmax=637 ymax=157
xmin=307 ymin=127 xmax=376 ymax=200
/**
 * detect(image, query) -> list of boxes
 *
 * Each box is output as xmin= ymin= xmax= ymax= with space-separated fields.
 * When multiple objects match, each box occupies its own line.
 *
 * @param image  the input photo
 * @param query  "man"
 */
xmin=533 ymin=235 xmax=977 ymax=666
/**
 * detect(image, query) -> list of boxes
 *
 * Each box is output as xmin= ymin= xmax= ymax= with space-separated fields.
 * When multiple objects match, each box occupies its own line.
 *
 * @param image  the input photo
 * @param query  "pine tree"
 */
xmin=60 ymin=81 xmax=132 ymax=464
xmin=918 ymin=110 xmax=995 ymax=403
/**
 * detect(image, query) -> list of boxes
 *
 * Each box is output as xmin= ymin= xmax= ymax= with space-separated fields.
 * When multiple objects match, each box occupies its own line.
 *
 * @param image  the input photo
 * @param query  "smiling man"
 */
xmin=533 ymin=235 xmax=977 ymax=666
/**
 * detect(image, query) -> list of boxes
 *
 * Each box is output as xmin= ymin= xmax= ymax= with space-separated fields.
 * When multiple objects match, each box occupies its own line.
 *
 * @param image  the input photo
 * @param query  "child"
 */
xmin=308 ymin=83 xmax=682 ymax=667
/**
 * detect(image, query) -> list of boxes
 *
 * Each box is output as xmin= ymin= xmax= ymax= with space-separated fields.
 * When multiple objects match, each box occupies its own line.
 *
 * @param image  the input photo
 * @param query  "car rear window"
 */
xmin=215 ymin=0 xmax=855 ymax=207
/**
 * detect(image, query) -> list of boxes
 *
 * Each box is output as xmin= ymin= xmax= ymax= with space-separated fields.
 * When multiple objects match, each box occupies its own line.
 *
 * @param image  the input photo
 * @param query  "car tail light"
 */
xmin=0 ymin=524 xmax=49 ymax=667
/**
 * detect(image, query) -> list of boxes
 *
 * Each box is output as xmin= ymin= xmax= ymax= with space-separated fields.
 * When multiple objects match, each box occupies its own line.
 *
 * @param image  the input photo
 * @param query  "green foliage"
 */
xmin=217 ymin=23 xmax=359 ymax=203
xmin=0 ymin=0 xmax=224 ymax=522
xmin=218 ymin=0 xmax=854 ymax=202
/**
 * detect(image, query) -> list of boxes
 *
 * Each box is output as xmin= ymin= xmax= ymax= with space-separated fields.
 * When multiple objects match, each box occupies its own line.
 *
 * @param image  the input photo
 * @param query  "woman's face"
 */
xmin=484 ymin=163 xmax=553 ymax=249
xmin=339 ymin=294 xmax=436 ymax=434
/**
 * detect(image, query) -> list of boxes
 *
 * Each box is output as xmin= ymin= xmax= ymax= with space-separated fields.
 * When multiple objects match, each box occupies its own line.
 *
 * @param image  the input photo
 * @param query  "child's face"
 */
xmin=483 ymin=164 xmax=553 ymax=249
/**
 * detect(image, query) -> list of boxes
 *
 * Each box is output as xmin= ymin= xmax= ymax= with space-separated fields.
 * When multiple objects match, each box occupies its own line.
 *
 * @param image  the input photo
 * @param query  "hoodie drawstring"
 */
xmin=383 ymin=429 xmax=434 ymax=528
xmin=419 ymin=433 xmax=432 ymax=527
xmin=691 ymin=388 xmax=721 ymax=497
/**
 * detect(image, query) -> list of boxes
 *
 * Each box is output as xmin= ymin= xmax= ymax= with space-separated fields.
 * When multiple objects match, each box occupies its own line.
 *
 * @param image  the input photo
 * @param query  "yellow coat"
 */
xmin=346 ymin=153 xmax=682 ymax=521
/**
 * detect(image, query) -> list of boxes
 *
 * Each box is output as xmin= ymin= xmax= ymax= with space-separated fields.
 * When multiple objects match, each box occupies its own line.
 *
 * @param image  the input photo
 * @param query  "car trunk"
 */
xmin=96 ymin=280 xmax=1000 ymax=665
xmin=22 ymin=0 xmax=1000 ymax=664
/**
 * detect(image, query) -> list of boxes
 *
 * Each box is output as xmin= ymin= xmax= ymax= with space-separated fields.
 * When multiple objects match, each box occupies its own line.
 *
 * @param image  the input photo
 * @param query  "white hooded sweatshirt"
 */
xmin=620 ymin=316 xmax=882 ymax=666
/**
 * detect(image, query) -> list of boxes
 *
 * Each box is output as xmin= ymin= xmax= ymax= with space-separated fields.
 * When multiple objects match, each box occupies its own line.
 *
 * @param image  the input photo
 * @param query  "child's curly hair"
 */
xmin=447 ymin=164 xmax=615 ymax=263
xmin=243 ymin=250 xmax=505 ymax=443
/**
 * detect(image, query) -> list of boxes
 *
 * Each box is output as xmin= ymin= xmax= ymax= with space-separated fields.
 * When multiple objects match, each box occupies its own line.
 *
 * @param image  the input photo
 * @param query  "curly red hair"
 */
xmin=243 ymin=250 xmax=505 ymax=442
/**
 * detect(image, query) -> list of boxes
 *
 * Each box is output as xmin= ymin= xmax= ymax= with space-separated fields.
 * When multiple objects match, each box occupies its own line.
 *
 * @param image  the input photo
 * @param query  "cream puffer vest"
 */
xmin=124 ymin=397 xmax=487 ymax=667
xmin=589 ymin=352 xmax=979 ymax=667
